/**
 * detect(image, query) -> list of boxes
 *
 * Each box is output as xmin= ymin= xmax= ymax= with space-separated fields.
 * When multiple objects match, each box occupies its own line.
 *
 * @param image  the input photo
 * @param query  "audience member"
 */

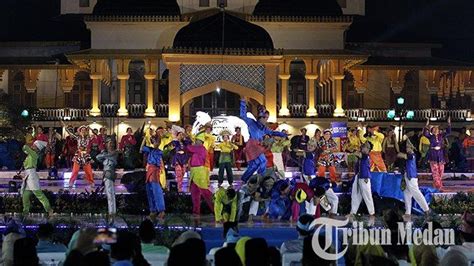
xmin=245 ymin=237 xmax=269 ymax=266
xmin=444 ymin=211 xmax=474 ymax=264
xmin=280 ymin=214 xmax=315 ymax=254
xmin=1 ymin=220 xmax=25 ymax=266
xmin=215 ymin=246 xmax=242 ymax=266
xmin=302 ymin=235 xmax=335 ymax=266
xmin=172 ymin=230 xmax=201 ymax=247
xmin=168 ymin=238 xmax=206 ymax=266
xmin=138 ymin=219 xmax=169 ymax=254
xmin=13 ymin=237 xmax=39 ymax=266
xmin=36 ymin=223 xmax=67 ymax=253
xmin=111 ymin=231 xmax=139 ymax=266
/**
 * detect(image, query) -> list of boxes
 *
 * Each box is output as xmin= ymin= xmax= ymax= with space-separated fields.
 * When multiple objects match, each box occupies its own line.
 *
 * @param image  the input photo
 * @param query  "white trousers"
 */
xmin=325 ymin=188 xmax=339 ymax=214
xmin=22 ymin=168 xmax=41 ymax=191
xmin=403 ymin=177 xmax=429 ymax=215
xmin=104 ymin=179 xmax=116 ymax=215
xmin=273 ymin=153 xmax=285 ymax=173
xmin=351 ymin=175 xmax=375 ymax=215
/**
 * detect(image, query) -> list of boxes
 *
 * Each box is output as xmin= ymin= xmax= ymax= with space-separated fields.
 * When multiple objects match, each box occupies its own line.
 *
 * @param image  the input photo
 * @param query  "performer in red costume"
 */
xmin=63 ymin=122 xmax=95 ymax=188
xmin=62 ymin=125 xmax=78 ymax=170
xmin=231 ymin=127 xmax=246 ymax=171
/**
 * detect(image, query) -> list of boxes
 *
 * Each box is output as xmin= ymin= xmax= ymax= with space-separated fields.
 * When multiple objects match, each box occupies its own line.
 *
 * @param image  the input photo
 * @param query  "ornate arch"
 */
xmin=181 ymin=80 xmax=264 ymax=106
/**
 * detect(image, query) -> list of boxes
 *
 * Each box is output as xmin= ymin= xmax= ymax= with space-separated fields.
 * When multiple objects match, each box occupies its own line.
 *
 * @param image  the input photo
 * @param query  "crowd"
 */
xmin=0 ymin=209 xmax=473 ymax=266
xmin=4 ymin=98 xmax=474 ymax=223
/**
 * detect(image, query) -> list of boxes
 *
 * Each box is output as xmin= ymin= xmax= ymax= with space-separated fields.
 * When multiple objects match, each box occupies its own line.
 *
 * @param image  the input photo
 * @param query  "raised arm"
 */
xmin=358 ymin=128 xmax=367 ymax=143
xmin=239 ymin=99 xmax=253 ymax=125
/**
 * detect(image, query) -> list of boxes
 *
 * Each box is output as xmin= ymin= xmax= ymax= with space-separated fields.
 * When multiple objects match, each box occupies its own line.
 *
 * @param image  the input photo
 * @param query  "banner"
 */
xmin=330 ymin=122 xmax=347 ymax=138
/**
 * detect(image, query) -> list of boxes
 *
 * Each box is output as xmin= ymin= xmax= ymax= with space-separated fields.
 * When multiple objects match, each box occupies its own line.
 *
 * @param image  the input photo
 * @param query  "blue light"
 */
xmin=406 ymin=110 xmax=415 ymax=119
xmin=387 ymin=110 xmax=396 ymax=119
xmin=21 ymin=109 xmax=29 ymax=117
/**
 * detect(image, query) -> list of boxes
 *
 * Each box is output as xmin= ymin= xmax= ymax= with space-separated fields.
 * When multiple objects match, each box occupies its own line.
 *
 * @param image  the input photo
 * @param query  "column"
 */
xmin=144 ymin=74 xmax=156 ymax=116
xmin=333 ymin=74 xmax=345 ymax=117
xmin=305 ymin=74 xmax=318 ymax=117
xmin=278 ymin=74 xmax=290 ymax=116
xmin=265 ymin=64 xmax=278 ymax=122
xmin=117 ymin=73 xmax=130 ymax=116
xmin=168 ymin=63 xmax=181 ymax=122
xmin=89 ymin=73 xmax=102 ymax=116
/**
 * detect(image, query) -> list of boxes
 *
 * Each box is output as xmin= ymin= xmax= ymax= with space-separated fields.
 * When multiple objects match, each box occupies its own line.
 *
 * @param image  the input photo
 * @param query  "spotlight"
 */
xmin=216 ymin=87 xmax=221 ymax=93
xmin=406 ymin=110 xmax=415 ymax=120
xmin=387 ymin=110 xmax=396 ymax=119
xmin=397 ymin=97 xmax=405 ymax=105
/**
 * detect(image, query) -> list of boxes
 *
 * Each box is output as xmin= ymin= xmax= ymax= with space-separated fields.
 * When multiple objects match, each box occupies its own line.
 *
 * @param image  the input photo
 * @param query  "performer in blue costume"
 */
xmin=240 ymin=98 xmax=287 ymax=183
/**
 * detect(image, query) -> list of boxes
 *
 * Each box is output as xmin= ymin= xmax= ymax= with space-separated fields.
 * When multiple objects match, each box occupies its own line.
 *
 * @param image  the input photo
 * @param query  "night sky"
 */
xmin=0 ymin=0 xmax=473 ymax=60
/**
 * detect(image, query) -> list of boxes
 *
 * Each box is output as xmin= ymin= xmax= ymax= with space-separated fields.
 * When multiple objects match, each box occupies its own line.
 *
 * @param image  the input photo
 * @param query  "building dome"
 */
xmin=253 ymin=0 xmax=342 ymax=17
xmin=173 ymin=11 xmax=274 ymax=49
xmin=93 ymin=0 xmax=181 ymax=16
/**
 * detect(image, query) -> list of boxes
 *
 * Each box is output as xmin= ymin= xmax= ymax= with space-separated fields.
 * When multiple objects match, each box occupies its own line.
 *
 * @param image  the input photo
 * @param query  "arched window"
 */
xmin=65 ymin=71 xmax=91 ymax=108
xmin=191 ymin=89 xmax=240 ymax=117
xmin=9 ymin=71 xmax=36 ymax=107
xmin=128 ymin=61 xmax=145 ymax=104
xmin=288 ymin=61 xmax=306 ymax=105
xmin=342 ymin=71 xmax=363 ymax=109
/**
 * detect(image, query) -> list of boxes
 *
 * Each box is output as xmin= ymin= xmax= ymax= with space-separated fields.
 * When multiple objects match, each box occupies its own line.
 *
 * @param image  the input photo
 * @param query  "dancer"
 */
xmin=45 ymin=128 xmax=61 ymax=178
xmin=35 ymin=125 xmax=48 ymax=169
xmin=424 ymin=117 xmax=451 ymax=190
xmin=309 ymin=170 xmax=339 ymax=217
xmin=217 ymin=130 xmax=238 ymax=187
xmin=214 ymin=187 xmax=238 ymax=223
xmin=303 ymin=141 xmax=318 ymax=180
xmin=89 ymin=129 xmax=102 ymax=170
xmin=187 ymin=131 xmax=214 ymax=217
xmin=231 ymin=127 xmax=245 ymax=171
xmin=141 ymin=138 xmax=166 ymax=221
xmin=119 ymin=127 xmax=137 ymax=170
xmin=397 ymin=144 xmax=430 ymax=218
xmin=271 ymin=134 xmax=291 ymax=178
xmin=290 ymin=180 xmax=315 ymax=221
xmin=240 ymin=98 xmax=287 ymax=182
xmin=268 ymin=179 xmax=292 ymax=220
xmin=96 ymin=140 xmax=119 ymax=221
xmin=317 ymin=129 xmax=339 ymax=183
xmin=62 ymin=125 xmax=77 ymax=170
xmin=344 ymin=128 xmax=361 ymax=173
xmin=359 ymin=124 xmax=387 ymax=172
xmin=203 ymin=123 xmax=216 ymax=171
xmin=64 ymin=123 xmax=94 ymax=188
xmin=21 ymin=140 xmax=53 ymax=216
xmin=382 ymin=128 xmax=399 ymax=171
xmin=170 ymin=131 xmax=191 ymax=192
xmin=463 ymin=127 xmax=474 ymax=172
xmin=350 ymin=142 xmax=375 ymax=217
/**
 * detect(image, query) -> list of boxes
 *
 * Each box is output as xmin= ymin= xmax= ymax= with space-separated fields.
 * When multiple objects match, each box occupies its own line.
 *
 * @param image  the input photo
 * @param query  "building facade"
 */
xmin=0 ymin=0 xmax=472 ymax=138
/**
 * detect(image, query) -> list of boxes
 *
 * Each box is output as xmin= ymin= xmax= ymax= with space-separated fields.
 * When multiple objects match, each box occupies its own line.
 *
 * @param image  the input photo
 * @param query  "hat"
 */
xmin=195 ymin=131 xmax=206 ymax=142
xmin=77 ymin=125 xmax=89 ymax=133
xmin=295 ymin=188 xmax=307 ymax=203
xmin=460 ymin=211 xmax=474 ymax=235
xmin=323 ymin=128 xmax=332 ymax=134
xmin=33 ymin=140 xmax=47 ymax=151
xmin=220 ymin=129 xmax=232 ymax=136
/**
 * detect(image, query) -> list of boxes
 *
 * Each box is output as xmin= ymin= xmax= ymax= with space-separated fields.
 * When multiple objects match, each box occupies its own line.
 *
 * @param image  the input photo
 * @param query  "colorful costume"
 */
xmin=119 ymin=134 xmax=137 ymax=170
xmin=271 ymin=137 xmax=291 ymax=177
xmin=268 ymin=179 xmax=291 ymax=220
xmin=214 ymin=187 xmax=238 ymax=222
xmin=240 ymin=100 xmax=286 ymax=182
xmin=66 ymin=127 xmax=94 ymax=187
xmin=142 ymin=146 xmax=166 ymax=215
xmin=317 ymin=136 xmax=338 ymax=182
xmin=350 ymin=149 xmax=375 ymax=215
xmin=382 ymin=136 xmax=399 ymax=170
xmin=419 ymin=135 xmax=431 ymax=170
xmin=309 ymin=176 xmax=339 ymax=216
xmin=359 ymin=129 xmax=387 ymax=172
xmin=344 ymin=132 xmax=361 ymax=172
xmin=63 ymin=134 xmax=77 ymax=169
xmin=231 ymin=131 xmax=245 ymax=170
xmin=217 ymin=140 xmax=238 ymax=186
xmin=290 ymin=182 xmax=315 ymax=221
xmin=402 ymin=152 xmax=429 ymax=215
xmin=170 ymin=138 xmax=191 ymax=192
xmin=96 ymin=150 xmax=118 ymax=215
xmin=187 ymin=134 xmax=214 ymax=216
xmin=423 ymin=125 xmax=451 ymax=189
xmin=21 ymin=142 xmax=52 ymax=215
xmin=45 ymin=132 xmax=60 ymax=170
xmin=89 ymin=134 xmax=102 ymax=170
xmin=204 ymin=132 xmax=216 ymax=171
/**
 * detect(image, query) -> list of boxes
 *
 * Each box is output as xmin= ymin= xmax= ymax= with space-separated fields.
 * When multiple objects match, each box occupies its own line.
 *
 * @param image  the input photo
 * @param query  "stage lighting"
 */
xmin=406 ymin=110 xmax=415 ymax=120
xmin=21 ymin=109 xmax=29 ymax=118
xmin=387 ymin=110 xmax=396 ymax=119
xmin=397 ymin=97 xmax=405 ymax=105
